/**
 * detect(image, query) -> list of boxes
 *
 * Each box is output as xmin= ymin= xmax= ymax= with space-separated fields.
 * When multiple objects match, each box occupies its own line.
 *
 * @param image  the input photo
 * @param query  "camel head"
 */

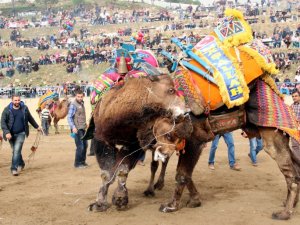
xmin=152 ymin=114 xmax=193 ymax=161
xmin=141 ymin=74 xmax=187 ymax=117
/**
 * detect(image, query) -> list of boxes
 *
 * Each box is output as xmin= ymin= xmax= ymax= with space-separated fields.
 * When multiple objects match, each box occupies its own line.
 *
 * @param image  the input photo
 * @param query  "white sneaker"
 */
xmin=208 ymin=164 xmax=215 ymax=170
xmin=12 ymin=170 xmax=19 ymax=176
xmin=17 ymin=166 xmax=25 ymax=172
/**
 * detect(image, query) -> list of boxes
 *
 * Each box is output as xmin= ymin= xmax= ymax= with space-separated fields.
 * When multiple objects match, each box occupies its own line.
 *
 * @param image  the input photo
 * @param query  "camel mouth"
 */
xmin=154 ymin=146 xmax=168 ymax=162
xmin=171 ymin=106 xmax=186 ymax=117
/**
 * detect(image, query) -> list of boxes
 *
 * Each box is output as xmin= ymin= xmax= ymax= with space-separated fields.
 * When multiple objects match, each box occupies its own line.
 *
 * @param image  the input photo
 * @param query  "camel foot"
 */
xmin=55 ymin=131 xmax=60 ymax=134
xmin=159 ymin=202 xmax=178 ymax=213
xmin=272 ymin=210 xmax=291 ymax=220
xmin=186 ymin=198 xmax=202 ymax=208
xmin=144 ymin=189 xmax=155 ymax=197
xmin=88 ymin=202 xmax=109 ymax=212
xmin=112 ymin=195 xmax=129 ymax=210
xmin=154 ymin=180 xmax=164 ymax=190
xmin=282 ymin=200 xmax=286 ymax=207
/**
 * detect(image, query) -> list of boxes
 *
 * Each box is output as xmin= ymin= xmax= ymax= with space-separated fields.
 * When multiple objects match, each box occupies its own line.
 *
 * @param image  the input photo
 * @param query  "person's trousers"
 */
xmin=208 ymin=133 xmax=236 ymax=167
xmin=74 ymin=129 xmax=88 ymax=167
xmin=249 ymin=138 xmax=263 ymax=163
xmin=9 ymin=132 xmax=26 ymax=172
xmin=42 ymin=119 xmax=49 ymax=135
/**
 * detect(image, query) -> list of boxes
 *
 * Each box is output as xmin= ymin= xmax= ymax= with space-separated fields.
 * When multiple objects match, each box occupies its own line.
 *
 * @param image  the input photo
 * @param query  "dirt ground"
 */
xmin=0 ymin=130 xmax=299 ymax=225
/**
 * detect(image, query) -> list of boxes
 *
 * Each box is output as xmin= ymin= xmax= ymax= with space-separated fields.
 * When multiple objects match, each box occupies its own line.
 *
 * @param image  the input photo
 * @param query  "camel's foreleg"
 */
xmin=88 ymin=170 xmax=113 ymax=212
xmin=144 ymin=151 xmax=160 ymax=197
xmin=112 ymin=164 xmax=129 ymax=210
xmin=154 ymin=157 xmax=169 ymax=190
xmin=160 ymin=141 xmax=203 ymax=213
xmin=260 ymin=128 xmax=300 ymax=220
xmin=53 ymin=117 xmax=60 ymax=134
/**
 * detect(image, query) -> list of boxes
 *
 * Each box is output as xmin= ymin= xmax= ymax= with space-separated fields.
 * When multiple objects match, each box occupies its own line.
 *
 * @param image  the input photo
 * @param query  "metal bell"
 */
xmin=117 ymin=53 xmax=128 ymax=74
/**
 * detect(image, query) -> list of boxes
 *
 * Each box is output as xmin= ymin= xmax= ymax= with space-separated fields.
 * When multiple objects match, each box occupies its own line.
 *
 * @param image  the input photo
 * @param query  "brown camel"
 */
xmin=88 ymin=72 xmax=300 ymax=220
xmin=88 ymin=74 xmax=194 ymax=212
xmin=152 ymin=80 xmax=300 ymax=220
xmin=37 ymin=97 xmax=69 ymax=134
xmin=51 ymin=98 xmax=69 ymax=134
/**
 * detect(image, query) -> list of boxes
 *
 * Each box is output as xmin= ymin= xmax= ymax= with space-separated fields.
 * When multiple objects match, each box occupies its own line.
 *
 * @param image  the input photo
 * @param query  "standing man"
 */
xmin=291 ymin=91 xmax=300 ymax=164
xmin=208 ymin=132 xmax=241 ymax=171
xmin=40 ymin=104 xmax=51 ymax=136
xmin=1 ymin=95 xmax=40 ymax=176
xmin=67 ymin=89 xmax=88 ymax=168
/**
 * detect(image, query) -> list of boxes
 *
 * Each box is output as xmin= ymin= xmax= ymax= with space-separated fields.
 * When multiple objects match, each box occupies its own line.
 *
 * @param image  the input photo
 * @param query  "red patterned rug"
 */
xmin=256 ymin=79 xmax=300 ymax=142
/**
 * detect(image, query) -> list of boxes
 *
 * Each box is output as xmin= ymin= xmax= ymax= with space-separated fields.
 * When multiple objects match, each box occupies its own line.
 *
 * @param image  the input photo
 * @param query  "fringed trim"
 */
xmin=222 ymin=8 xmax=253 ymax=47
xmin=191 ymin=49 xmax=230 ymax=106
xmin=216 ymin=38 xmax=250 ymax=108
xmin=239 ymin=46 xmax=279 ymax=75
xmin=281 ymin=127 xmax=300 ymax=143
xmin=260 ymin=74 xmax=283 ymax=98
xmin=192 ymin=38 xmax=249 ymax=108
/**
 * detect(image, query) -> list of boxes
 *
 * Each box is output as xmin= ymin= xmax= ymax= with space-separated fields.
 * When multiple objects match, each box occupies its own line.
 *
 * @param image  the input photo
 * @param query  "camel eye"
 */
xmin=166 ymin=133 xmax=172 ymax=141
xmin=168 ymin=88 xmax=176 ymax=95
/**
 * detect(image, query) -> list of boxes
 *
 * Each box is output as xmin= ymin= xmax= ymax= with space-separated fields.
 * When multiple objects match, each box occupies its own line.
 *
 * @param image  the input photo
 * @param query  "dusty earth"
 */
xmin=0 ymin=130 xmax=299 ymax=225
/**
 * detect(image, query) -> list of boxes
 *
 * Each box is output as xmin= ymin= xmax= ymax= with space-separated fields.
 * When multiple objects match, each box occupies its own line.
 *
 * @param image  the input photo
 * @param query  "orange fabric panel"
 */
xmin=189 ymin=48 xmax=263 ymax=110
xmin=189 ymin=59 xmax=223 ymax=110
xmin=229 ymin=48 xmax=263 ymax=83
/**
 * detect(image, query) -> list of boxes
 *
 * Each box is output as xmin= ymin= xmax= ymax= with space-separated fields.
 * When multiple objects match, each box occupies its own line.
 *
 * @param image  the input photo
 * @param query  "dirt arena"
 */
xmin=1 ymin=130 xmax=300 ymax=225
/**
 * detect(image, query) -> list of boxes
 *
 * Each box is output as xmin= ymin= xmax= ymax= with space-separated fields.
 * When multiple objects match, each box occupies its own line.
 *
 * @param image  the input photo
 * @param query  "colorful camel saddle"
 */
xmin=248 ymin=79 xmax=300 ymax=142
xmin=167 ymin=9 xmax=278 ymax=112
xmin=90 ymin=45 xmax=160 ymax=110
xmin=37 ymin=91 xmax=59 ymax=110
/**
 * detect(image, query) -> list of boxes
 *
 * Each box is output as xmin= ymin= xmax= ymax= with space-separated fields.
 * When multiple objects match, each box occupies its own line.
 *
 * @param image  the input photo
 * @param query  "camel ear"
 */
xmin=174 ymin=115 xmax=193 ymax=139
xmin=148 ymin=75 xmax=159 ymax=82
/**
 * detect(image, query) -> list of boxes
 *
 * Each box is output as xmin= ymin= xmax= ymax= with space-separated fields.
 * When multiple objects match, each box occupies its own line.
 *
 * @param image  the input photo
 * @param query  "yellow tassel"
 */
xmin=193 ymin=37 xmax=249 ymax=108
xmin=218 ymin=9 xmax=253 ymax=47
xmin=215 ymin=38 xmax=250 ymax=108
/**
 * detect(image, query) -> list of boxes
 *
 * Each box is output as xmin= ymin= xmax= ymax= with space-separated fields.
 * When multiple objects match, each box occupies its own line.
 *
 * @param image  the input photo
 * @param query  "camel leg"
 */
xmin=185 ymin=177 xmax=202 ymax=208
xmin=144 ymin=151 xmax=159 ymax=197
xmin=88 ymin=170 xmax=114 ymax=212
xmin=112 ymin=164 xmax=129 ymax=210
xmin=112 ymin=143 xmax=142 ymax=210
xmin=89 ymin=139 xmax=117 ymax=212
xmin=154 ymin=157 xmax=169 ymax=190
xmin=259 ymin=128 xmax=300 ymax=220
xmin=159 ymin=141 xmax=203 ymax=213
xmin=53 ymin=117 xmax=59 ymax=134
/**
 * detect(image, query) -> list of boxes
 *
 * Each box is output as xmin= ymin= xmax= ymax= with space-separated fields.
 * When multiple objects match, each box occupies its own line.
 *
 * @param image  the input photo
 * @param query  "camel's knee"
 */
xmin=101 ymin=170 xmax=111 ymax=182
xmin=175 ymin=173 xmax=190 ymax=185
xmin=290 ymin=183 xmax=298 ymax=193
xmin=263 ymin=146 xmax=277 ymax=160
xmin=116 ymin=164 xmax=129 ymax=182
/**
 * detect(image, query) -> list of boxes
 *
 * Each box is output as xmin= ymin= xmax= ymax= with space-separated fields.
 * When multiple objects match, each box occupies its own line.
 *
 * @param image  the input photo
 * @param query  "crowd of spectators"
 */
xmin=1 ymin=1 xmax=300 ymax=96
xmin=0 ymin=81 xmax=92 ymax=99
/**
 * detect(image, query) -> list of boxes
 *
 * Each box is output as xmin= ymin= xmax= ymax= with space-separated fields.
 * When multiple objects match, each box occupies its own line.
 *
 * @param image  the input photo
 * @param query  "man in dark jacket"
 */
xmin=1 ymin=95 xmax=41 ymax=176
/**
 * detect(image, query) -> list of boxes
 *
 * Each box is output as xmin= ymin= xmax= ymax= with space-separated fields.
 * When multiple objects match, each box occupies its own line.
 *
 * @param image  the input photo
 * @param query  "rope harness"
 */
xmin=28 ymin=130 xmax=43 ymax=163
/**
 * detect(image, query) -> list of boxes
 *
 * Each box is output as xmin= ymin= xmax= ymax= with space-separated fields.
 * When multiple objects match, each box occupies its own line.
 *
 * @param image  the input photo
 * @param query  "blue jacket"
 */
xmin=1 ymin=101 xmax=39 ymax=141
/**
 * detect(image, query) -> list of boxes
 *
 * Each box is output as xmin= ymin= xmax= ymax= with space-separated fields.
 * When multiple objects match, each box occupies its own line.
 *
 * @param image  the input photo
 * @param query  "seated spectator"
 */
xmin=66 ymin=63 xmax=74 ymax=73
xmin=283 ymin=56 xmax=291 ymax=72
xmin=272 ymin=33 xmax=282 ymax=48
xmin=6 ymin=66 xmax=15 ymax=77
xmin=283 ymin=35 xmax=292 ymax=48
xmin=32 ymin=62 xmax=39 ymax=72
